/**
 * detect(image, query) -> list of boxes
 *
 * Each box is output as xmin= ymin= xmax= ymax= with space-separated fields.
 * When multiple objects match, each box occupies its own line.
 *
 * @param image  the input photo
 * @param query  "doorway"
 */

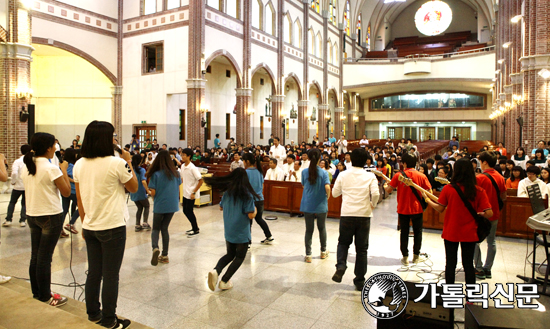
xmin=419 ymin=128 xmax=435 ymax=142
xmin=454 ymin=127 xmax=471 ymax=141
xmin=387 ymin=127 xmax=403 ymax=140
xmin=135 ymin=125 xmax=157 ymax=149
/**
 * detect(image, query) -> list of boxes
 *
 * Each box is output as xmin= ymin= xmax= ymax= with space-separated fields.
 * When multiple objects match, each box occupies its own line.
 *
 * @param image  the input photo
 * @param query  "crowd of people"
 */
xmin=2 ymin=128 xmax=550 ymax=326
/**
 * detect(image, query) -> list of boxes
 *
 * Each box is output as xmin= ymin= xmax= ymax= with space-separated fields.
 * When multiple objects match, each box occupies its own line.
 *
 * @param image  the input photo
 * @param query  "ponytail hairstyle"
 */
xmin=307 ymin=148 xmax=321 ymax=185
xmin=242 ymin=152 xmax=262 ymax=172
xmin=24 ymin=132 xmax=56 ymax=176
xmin=131 ymin=154 xmax=143 ymax=173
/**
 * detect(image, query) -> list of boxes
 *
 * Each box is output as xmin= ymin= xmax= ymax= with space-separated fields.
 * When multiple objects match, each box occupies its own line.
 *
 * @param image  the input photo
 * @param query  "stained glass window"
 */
xmin=356 ymin=13 xmax=361 ymax=39
xmin=329 ymin=0 xmax=337 ymax=26
xmin=367 ymin=24 xmax=371 ymax=49
xmin=344 ymin=1 xmax=350 ymax=36
xmin=414 ymin=0 xmax=453 ymax=36
xmin=311 ymin=0 xmax=320 ymax=13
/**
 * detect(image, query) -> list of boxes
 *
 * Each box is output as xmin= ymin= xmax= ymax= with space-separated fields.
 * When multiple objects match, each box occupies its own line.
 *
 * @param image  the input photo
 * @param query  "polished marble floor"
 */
xmin=0 ymin=190 xmax=548 ymax=328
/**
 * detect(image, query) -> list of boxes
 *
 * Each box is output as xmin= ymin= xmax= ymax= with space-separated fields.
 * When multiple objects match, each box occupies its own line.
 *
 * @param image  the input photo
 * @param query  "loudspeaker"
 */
xmin=465 ymin=304 xmax=547 ymax=329
xmin=377 ymin=281 xmax=454 ymax=329
xmin=19 ymin=107 xmax=29 ymax=122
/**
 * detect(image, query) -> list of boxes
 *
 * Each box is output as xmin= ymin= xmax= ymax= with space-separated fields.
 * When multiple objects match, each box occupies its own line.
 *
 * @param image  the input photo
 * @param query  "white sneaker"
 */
xmin=0 ymin=275 xmax=11 ymax=284
xmin=412 ymin=254 xmax=426 ymax=264
xmin=401 ymin=257 xmax=409 ymax=266
xmin=320 ymin=250 xmax=329 ymax=259
xmin=208 ymin=270 xmax=218 ymax=291
xmin=304 ymin=255 xmax=312 ymax=263
xmin=218 ymin=280 xmax=233 ymax=290
xmin=20 ymin=222 xmax=26 ymax=227
xmin=2 ymin=221 xmax=11 ymax=227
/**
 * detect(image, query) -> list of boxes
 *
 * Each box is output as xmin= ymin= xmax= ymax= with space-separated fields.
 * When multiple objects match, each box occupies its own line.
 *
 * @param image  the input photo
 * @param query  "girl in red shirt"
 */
xmin=423 ymin=158 xmax=493 ymax=286
xmin=505 ymin=166 xmax=525 ymax=190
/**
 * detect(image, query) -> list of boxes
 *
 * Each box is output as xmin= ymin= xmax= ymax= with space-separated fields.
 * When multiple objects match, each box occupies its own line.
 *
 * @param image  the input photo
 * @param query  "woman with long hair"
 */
xmin=300 ymin=149 xmax=331 ymax=263
xmin=61 ymin=148 xmax=81 ymax=234
xmin=22 ymin=132 xmax=71 ymax=306
xmin=204 ymin=168 xmax=258 ymax=291
xmin=512 ymin=147 xmax=529 ymax=169
xmin=423 ymin=158 xmax=493 ymax=289
xmin=74 ymin=121 xmax=138 ymax=328
xmin=533 ymin=149 xmax=546 ymax=166
xmin=505 ymin=166 xmax=526 ymax=189
xmin=319 ymin=159 xmax=333 ymax=181
xmin=541 ymin=168 xmax=550 ymax=185
xmin=146 ymin=150 xmax=181 ymax=266
xmin=131 ymin=154 xmax=151 ymax=232
xmin=241 ymin=153 xmax=273 ymax=246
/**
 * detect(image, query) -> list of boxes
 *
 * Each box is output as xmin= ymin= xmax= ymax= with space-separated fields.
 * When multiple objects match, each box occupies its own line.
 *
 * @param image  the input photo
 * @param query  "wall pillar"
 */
xmin=334 ymin=107 xmax=344 ymax=138
xmin=297 ymin=100 xmax=308 ymax=143
xmin=272 ymin=95 xmax=284 ymax=140
xmin=187 ymin=0 xmax=206 ymax=149
xmin=1 ymin=0 xmax=32 ymax=170
xmin=111 ymin=86 xmax=123 ymax=136
xmin=236 ymin=88 xmax=252 ymax=145
xmin=317 ymin=104 xmax=328 ymax=142
xmin=114 ymin=0 xmax=123 ymax=136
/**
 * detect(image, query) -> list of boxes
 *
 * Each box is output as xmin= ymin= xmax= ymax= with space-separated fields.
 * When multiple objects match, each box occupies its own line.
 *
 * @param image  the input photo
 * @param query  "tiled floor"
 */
xmin=0 ymin=191 xmax=549 ymax=328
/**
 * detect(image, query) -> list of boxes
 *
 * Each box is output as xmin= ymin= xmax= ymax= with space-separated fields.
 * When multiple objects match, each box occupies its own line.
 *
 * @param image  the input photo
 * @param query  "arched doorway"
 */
xmin=251 ymin=64 xmax=276 ymax=145
xmin=30 ymin=44 xmax=114 ymax=147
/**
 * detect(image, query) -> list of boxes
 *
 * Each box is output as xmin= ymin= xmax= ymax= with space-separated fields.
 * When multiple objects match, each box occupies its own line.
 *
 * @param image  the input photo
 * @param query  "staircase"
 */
xmin=0 ymin=278 xmax=151 ymax=329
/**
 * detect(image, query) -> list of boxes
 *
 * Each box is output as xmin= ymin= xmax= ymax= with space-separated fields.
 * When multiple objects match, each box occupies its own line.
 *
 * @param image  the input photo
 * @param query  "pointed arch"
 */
xmin=316 ymin=32 xmax=323 ymax=58
xmin=309 ymin=80 xmax=323 ymax=104
xmin=343 ymin=0 xmax=350 ymax=36
xmin=265 ymin=1 xmax=276 ymax=36
xmin=327 ymin=37 xmax=333 ymax=65
xmin=284 ymin=12 xmax=292 ymax=44
xmin=328 ymin=87 xmax=339 ymax=105
xmin=309 ymin=28 xmax=315 ymax=55
xmin=293 ymin=18 xmax=302 ymax=49
xmin=284 ymin=72 xmax=303 ymax=100
xmin=252 ymin=0 xmax=262 ymax=30
xmin=251 ymin=62 xmax=277 ymax=95
xmin=333 ymin=42 xmax=338 ymax=65
xmin=204 ymin=49 xmax=243 ymax=88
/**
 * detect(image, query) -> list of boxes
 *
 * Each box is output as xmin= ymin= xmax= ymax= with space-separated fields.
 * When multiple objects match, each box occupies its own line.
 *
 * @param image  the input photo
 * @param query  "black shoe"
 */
xmin=187 ymin=230 xmax=200 ymax=238
xmin=88 ymin=312 xmax=102 ymax=324
xmin=151 ymin=248 xmax=160 ymax=266
xmin=484 ymin=270 xmax=492 ymax=279
xmin=109 ymin=318 xmax=131 ymax=329
xmin=355 ymin=284 xmax=364 ymax=291
xmin=297 ymin=214 xmax=304 ymax=218
xmin=475 ymin=269 xmax=486 ymax=280
xmin=332 ymin=269 xmax=345 ymax=283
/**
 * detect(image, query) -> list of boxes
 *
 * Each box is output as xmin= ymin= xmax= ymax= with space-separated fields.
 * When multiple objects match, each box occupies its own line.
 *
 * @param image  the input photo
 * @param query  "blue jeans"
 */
xmin=336 ymin=216 xmax=371 ymax=286
xmin=28 ymin=213 xmax=63 ymax=301
xmin=62 ymin=193 xmax=79 ymax=225
xmin=83 ymin=226 xmax=126 ymax=327
xmin=6 ymin=189 xmax=26 ymax=222
xmin=474 ymin=219 xmax=498 ymax=271
xmin=151 ymin=213 xmax=173 ymax=256
xmin=304 ymin=212 xmax=327 ymax=256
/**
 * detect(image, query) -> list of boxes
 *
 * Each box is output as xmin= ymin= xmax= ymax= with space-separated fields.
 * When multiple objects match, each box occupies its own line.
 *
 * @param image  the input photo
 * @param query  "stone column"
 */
xmin=271 ymin=95 xmax=284 ymax=140
xmin=317 ymin=104 xmax=328 ymax=142
xmin=187 ymin=0 xmax=206 ymax=149
xmin=334 ymin=107 xmax=344 ymax=137
xmin=235 ymin=88 xmax=252 ymax=145
xmin=297 ymin=100 xmax=308 ymax=143
xmin=351 ymin=33 xmax=357 ymax=59
xmin=113 ymin=0 xmax=123 ymax=136
xmin=0 ymin=0 xmax=32 ymax=169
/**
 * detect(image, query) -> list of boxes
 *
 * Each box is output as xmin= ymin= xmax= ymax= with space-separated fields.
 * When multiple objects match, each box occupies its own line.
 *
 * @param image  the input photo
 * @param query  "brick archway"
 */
xmin=251 ymin=62 xmax=277 ymax=94
xmin=32 ymin=37 xmax=116 ymax=85
xmin=204 ymin=49 xmax=243 ymax=88
xmin=284 ymin=72 xmax=303 ymax=99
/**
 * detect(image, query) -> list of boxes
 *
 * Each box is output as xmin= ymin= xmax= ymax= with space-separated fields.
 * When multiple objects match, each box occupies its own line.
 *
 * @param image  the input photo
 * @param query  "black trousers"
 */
xmin=444 ymin=240 xmax=476 ymax=285
xmin=182 ymin=197 xmax=199 ymax=231
xmin=398 ymin=213 xmax=423 ymax=257
xmin=134 ymin=199 xmax=150 ymax=225
xmin=250 ymin=201 xmax=271 ymax=238
xmin=214 ymin=241 xmax=248 ymax=282
xmin=83 ymin=226 xmax=126 ymax=328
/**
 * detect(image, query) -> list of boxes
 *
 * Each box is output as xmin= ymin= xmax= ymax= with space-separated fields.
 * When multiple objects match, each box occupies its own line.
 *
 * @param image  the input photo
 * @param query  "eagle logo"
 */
xmin=361 ymin=272 xmax=408 ymax=319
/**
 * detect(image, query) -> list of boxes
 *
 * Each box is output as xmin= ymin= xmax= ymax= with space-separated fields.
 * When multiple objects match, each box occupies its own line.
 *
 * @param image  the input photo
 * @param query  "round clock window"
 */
xmin=415 ymin=1 xmax=453 ymax=36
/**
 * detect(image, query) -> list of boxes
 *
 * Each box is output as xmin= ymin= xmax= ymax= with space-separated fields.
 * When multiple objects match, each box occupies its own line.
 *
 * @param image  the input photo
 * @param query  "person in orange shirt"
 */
xmin=495 ymin=142 xmax=507 ymax=157
xmin=505 ymin=166 xmax=525 ymax=190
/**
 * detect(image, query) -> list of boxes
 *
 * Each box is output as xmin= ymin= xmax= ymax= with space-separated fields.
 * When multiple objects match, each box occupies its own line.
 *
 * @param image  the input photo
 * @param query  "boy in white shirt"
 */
xmin=285 ymin=160 xmax=302 ymax=182
xmin=179 ymin=148 xmax=203 ymax=237
xmin=332 ymin=148 xmax=379 ymax=291
xmin=282 ymin=155 xmax=295 ymax=177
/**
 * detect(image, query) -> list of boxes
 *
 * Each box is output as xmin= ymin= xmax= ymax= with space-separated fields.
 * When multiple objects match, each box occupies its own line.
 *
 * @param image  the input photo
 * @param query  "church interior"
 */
xmin=1 ymin=0 xmax=550 ymax=328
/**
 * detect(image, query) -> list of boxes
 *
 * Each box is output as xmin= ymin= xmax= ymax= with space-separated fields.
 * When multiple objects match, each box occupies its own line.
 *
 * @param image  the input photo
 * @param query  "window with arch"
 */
xmin=329 ymin=0 xmax=337 ymax=26
xmin=166 ymin=0 xmax=181 ymax=10
xmin=333 ymin=43 xmax=338 ymax=65
xmin=311 ymin=0 xmax=320 ymax=13
xmin=284 ymin=14 xmax=292 ymax=44
xmin=309 ymin=29 xmax=315 ymax=55
xmin=294 ymin=19 xmax=302 ymax=49
xmin=143 ymin=0 xmax=156 ymax=15
xmin=265 ymin=2 xmax=275 ymax=36
xmin=367 ymin=24 xmax=371 ymax=49
xmin=317 ymin=33 xmax=322 ymax=58
xmin=252 ymin=0 xmax=261 ymax=29
xmin=344 ymin=0 xmax=350 ymax=36
xmin=206 ymin=0 xmax=220 ymax=11
xmin=356 ymin=13 xmax=362 ymax=40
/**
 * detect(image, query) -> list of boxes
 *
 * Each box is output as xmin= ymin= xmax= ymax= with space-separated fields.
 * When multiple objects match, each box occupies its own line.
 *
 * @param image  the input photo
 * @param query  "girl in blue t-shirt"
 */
xmin=146 ymin=150 xmax=181 ymax=266
xmin=131 ymin=154 xmax=151 ymax=232
xmin=300 ymin=149 xmax=331 ymax=263
xmin=203 ymin=168 xmax=259 ymax=291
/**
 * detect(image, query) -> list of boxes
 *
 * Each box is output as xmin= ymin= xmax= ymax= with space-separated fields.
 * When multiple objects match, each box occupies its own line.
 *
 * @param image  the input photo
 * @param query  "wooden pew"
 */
xmin=364 ymin=51 xmax=388 ymax=59
xmin=263 ymin=180 xmax=343 ymax=218
xmin=458 ymin=43 xmax=487 ymax=52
